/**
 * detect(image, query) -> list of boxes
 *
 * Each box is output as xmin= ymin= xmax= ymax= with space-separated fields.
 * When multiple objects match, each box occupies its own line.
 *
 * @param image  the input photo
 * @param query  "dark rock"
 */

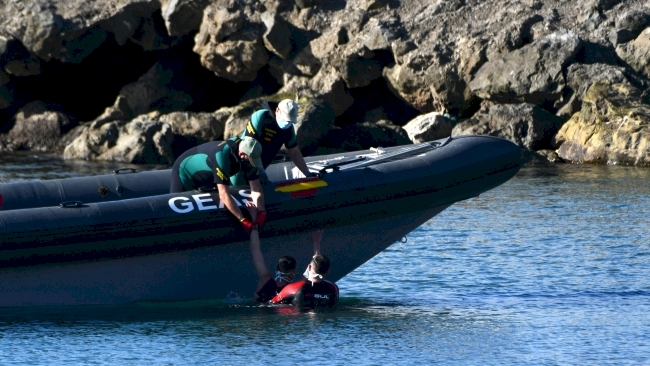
xmin=533 ymin=149 xmax=565 ymax=163
xmin=294 ymin=98 xmax=335 ymax=156
xmin=0 ymin=101 xmax=73 ymax=152
xmin=556 ymin=63 xmax=632 ymax=118
xmin=616 ymin=10 xmax=650 ymax=35
xmin=452 ymin=103 xmax=564 ymax=151
xmin=162 ymin=0 xmax=211 ymax=37
xmin=616 ymin=28 xmax=650 ymax=79
xmin=322 ymin=119 xmax=411 ymax=152
xmin=262 ymin=12 xmax=293 ymax=59
xmin=609 ymin=28 xmax=636 ymax=46
xmin=470 ymin=30 xmax=582 ymax=106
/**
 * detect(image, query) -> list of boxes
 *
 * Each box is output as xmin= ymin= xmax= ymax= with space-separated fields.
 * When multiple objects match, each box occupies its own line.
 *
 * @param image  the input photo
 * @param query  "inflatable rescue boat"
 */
xmin=0 ymin=135 xmax=522 ymax=306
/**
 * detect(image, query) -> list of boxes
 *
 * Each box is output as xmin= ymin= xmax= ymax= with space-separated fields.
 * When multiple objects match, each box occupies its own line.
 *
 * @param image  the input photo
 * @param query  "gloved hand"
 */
xmin=240 ymin=218 xmax=256 ymax=235
xmin=254 ymin=210 xmax=267 ymax=231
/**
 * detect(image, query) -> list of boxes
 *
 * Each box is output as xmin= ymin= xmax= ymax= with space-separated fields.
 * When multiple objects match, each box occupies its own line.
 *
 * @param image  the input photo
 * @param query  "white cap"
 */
xmin=276 ymin=99 xmax=298 ymax=125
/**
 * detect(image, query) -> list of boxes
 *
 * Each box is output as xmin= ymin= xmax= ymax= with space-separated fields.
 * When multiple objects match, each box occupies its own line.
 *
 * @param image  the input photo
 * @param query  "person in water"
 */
xmin=252 ymin=241 xmax=298 ymax=301
xmin=271 ymin=229 xmax=338 ymax=308
xmin=169 ymin=136 xmax=266 ymax=235
xmin=246 ymin=205 xmax=337 ymax=307
xmin=229 ymin=99 xmax=315 ymax=187
xmin=270 ymin=250 xmax=339 ymax=308
xmin=246 ymin=203 xmax=296 ymax=301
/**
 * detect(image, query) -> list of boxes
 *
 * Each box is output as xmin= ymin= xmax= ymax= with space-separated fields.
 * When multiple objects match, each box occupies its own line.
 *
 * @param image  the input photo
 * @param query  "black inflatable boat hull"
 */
xmin=0 ymin=136 xmax=522 ymax=306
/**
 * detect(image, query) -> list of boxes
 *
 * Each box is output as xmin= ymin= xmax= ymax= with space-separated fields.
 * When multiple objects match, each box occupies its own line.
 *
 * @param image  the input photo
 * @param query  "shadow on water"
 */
xmin=0 ymin=297 xmax=490 ymax=327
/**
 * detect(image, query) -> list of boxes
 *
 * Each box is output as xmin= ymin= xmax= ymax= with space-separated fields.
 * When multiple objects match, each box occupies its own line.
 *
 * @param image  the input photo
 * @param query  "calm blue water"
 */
xmin=1 ymin=153 xmax=649 ymax=365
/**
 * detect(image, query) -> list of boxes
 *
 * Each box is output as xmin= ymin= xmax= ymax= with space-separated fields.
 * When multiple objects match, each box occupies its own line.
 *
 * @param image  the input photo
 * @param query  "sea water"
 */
xmin=1 ymin=152 xmax=649 ymax=365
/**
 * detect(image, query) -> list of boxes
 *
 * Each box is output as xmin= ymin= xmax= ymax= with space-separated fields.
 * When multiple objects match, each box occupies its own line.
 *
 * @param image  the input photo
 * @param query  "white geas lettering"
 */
xmin=168 ymin=193 xmax=243 ymax=214
xmin=192 ymin=193 xmax=217 ymax=210
xmin=168 ymin=197 xmax=194 ymax=214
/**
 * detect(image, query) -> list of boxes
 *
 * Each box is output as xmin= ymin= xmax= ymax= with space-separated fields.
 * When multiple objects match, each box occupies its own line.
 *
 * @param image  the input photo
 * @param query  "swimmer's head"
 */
xmin=275 ymin=255 xmax=297 ymax=286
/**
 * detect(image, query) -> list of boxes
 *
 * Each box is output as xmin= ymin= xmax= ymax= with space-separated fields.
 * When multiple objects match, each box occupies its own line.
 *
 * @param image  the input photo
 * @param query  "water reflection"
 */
xmin=517 ymin=161 xmax=650 ymax=182
xmin=0 ymin=151 xmax=169 ymax=183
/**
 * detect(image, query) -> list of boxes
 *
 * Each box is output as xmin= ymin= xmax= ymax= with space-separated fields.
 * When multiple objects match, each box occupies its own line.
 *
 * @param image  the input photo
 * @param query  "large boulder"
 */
xmin=162 ymin=0 xmax=211 ymax=37
xmin=101 ymin=2 xmax=165 ymax=48
xmin=91 ymin=62 xmax=193 ymax=126
xmin=384 ymin=37 xmax=477 ymax=114
xmin=193 ymin=3 xmax=268 ymax=82
xmin=156 ymin=110 xmax=227 ymax=143
xmin=131 ymin=109 xmax=229 ymax=156
xmin=322 ymin=120 xmax=411 ymax=152
xmin=0 ymin=101 xmax=73 ymax=151
xmin=616 ymin=27 xmax=650 ymax=79
xmin=403 ymin=112 xmax=453 ymax=143
xmin=261 ymin=12 xmax=293 ymax=59
xmin=452 ymin=103 xmax=563 ymax=151
xmin=0 ymin=0 xmax=164 ymax=62
xmin=469 ymin=30 xmax=582 ymax=105
xmin=293 ymin=98 xmax=335 ymax=156
xmin=617 ymin=10 xmax=650 ymax=34
xmin=555 ymin=80 xmax=650 ymax=166
xmin=222 ymin=99 xmax=262 ymax=140
xmin=556 ymin=63 xmax=635 ymax=119
xmin=609 ymin=10 xmax=650 ymax=46
xmin=280 ymin=66 xmax=353 ymax=117
xmin=63 ymin=119 xmax=174 ymax=164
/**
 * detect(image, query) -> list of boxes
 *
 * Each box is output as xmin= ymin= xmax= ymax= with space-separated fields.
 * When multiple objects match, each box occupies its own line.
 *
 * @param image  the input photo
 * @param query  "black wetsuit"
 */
xmin=270 ymin=279 xmax=339 ymax=308
xmin=256 ymin=278 xmax=280 ymax=303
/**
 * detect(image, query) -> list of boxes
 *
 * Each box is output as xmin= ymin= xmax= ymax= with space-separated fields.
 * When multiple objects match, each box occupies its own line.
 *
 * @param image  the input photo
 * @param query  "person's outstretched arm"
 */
xmin=302 ymin=229 xmax=324 ymax=280
xmin=287 ymin=146 xmax=312 ymax=177
xmin=311 ymin=229 xmax=323 ymax=255
xmin=247 ymin=205 xmax=273 ymax=294
xmin=217 ymin=183 xmax=245 ymax=221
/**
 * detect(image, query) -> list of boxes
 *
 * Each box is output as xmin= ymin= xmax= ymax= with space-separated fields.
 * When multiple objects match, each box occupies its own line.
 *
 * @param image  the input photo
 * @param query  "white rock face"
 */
xmin=63 ymin=120 xmax=174 ymax=164
xmin=403 ymin=112 xmax=452 ymax=143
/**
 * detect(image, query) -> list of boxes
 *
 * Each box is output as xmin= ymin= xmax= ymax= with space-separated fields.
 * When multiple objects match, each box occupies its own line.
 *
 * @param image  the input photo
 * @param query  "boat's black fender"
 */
xmin=0 ymin=169 xmax=171 ymax=211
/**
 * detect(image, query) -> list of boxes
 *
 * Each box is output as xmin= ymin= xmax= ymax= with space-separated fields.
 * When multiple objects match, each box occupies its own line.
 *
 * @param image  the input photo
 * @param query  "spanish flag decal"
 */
xmin=275 ymin=177 xmax=327 ymax=197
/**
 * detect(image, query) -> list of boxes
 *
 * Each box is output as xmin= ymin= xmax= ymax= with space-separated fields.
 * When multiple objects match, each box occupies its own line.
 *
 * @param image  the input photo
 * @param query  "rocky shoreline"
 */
xmin=1 ymin=0 xmax=649 ymax=166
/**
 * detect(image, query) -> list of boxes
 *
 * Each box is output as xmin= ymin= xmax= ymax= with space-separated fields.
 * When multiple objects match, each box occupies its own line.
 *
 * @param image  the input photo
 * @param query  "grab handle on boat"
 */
xmin=113 ymin=168 xmax=138 ymax=174
xmin=59 ymin=201 xmax=84 ymax=208
xmin=198 ymin=185 xmax=217 ymax=193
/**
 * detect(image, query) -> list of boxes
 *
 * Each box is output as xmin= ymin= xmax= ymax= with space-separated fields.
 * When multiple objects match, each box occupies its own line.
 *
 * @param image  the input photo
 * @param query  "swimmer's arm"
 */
xmin=247 ymin=206 xmax=272 ymax=292
xmin=311 ymin=229 xmax=323 ymax=255
xmin=250 ymin=229 xmax=273 ymax=288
